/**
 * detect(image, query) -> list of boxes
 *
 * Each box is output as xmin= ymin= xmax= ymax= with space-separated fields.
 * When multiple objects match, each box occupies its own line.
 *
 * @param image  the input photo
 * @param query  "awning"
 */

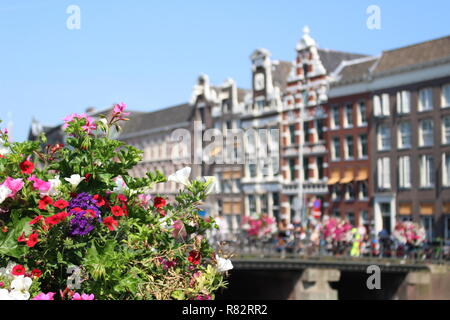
xmin=223 ymin=202 xmax=233 ymax=214
xmin=340 ymin=169 xmax=354 ymax=184
xmin=399 ymin=203 xmax=412 ymax=216
xmin=232 ymin=202 xmax=241 ymax=214
xmin=443 ymin=203 xmax=450 ymax=214
xmin=327 ymin=169 xmax=340 ymax=185
xmin=232 ymin=171 xmax=241 ymax=179
xmin=355 ymin=168 xmax=369 ymax=181
xmin=420 ymin=203 xmax=434 ymax=216
xmin=222 ymin=171 xmax=232 ymax=179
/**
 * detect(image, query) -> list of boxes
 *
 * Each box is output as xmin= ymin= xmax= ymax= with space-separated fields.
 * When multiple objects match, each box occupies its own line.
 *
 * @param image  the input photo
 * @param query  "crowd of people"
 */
xmin=212 ymin=214 xmax=450 ymax=261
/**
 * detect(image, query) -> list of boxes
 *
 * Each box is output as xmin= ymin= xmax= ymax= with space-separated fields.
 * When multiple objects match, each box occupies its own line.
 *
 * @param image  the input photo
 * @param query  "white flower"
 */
xmin=0 ymin=185 xmax=12 ymax=205
xmin=0 ymin=144 xmax=9 ymax=156
xmin=112 ymin=176 xmax=128 ymax=193
xmin=10 ymin=276 xmax=32 ymax=300
xmin=202 ymin=176 xmax=217 ymax=195
xmin=64 ymin=174 xmax=85 ymax=188
xmin=42 ymin=175 xmax=61 ymax=197
xmin=0 ymin=289 xmax=13 ymax=300
xmin=216 ymin=255 xmax=233 ymax=273
xmin=168 ymin=167 xmax=191 ymax=187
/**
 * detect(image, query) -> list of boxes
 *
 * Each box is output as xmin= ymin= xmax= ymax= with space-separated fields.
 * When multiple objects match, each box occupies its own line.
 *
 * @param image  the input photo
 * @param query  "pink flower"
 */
xmin=72 ymin=293 xmax=95 ymax=300
xmin=172 ymin=220 xmax=187 ymax=239
xmin=113 ymin=102 xmax=130 ymax=117
xmin=3 ymin=177 xmax=24 ymax=197
xmin=28 ymin=175 xmax=51 ymax=193
xmin=32 ymin=292 xmax=56 ymax=300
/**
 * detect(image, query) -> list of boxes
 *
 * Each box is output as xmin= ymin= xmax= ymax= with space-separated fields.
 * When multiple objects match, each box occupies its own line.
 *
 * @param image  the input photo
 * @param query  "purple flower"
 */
xmin=68 ymin=193 xmax=102 ymax=236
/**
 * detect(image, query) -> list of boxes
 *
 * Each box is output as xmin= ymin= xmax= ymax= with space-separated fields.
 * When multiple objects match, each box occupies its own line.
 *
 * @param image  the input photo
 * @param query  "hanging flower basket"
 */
xmin=0 ymin=104 xmax=232 ymax=300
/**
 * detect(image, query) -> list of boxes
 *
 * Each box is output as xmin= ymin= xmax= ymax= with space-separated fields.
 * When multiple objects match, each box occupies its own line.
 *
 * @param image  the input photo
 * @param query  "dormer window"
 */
xmin=254 ymin=73 xmax=265 ymax=91
xmin=222 ymin=99 xmax=230 ymax=113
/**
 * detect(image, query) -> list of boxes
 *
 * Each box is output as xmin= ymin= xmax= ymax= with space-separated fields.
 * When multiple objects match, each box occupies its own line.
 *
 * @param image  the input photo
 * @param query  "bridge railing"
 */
xmin=212 ymin=233 xmax=450 ymax=264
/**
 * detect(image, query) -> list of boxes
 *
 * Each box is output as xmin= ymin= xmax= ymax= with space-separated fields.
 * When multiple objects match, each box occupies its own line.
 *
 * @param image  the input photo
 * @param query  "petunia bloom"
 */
xmin=53 ymin=199 xmax=69 ymax=209
xmin=153 ymin=197 xmax=166 ymax=209
xmin=11 ymin=265 xmax=25 ymax=276
xmin=19 ymin=160 xmax=34 ymax=175
xmin=103 ymin=216 xmax=118 ymax=231
xmin=27 ymin=232 xmax=39 ymax=248
xmin=32 ymin=292 xmax=55 ymax=300
xmin=168 ymin=167 xmax=191 ymax=187
xmin=111 ymin=206 xmax=125 ymax=217
xmin=72 ymin=292 xmax=95 ymax=300
xmin=38 ymin=196 xmax=53 ymax=210
xmin=3 ymin=177 xmax=24 ymax=198
xmin=188 ymin=250 xmax=201 ymax=265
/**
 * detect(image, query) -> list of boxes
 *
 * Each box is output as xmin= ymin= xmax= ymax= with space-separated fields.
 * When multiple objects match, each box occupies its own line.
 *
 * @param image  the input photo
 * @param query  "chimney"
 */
xmin=85 ymin=106 xmax=96 ymax=114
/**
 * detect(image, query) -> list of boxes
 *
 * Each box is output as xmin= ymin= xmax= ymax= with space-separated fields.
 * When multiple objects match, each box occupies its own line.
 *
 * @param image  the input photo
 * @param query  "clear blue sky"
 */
xmin=1 ymin=0 xmax=449 ymax=141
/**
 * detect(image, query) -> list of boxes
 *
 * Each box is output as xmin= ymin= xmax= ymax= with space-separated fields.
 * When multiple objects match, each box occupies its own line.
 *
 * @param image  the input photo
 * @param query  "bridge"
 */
xmin=214 ymin=238 xmax=450 ymax=300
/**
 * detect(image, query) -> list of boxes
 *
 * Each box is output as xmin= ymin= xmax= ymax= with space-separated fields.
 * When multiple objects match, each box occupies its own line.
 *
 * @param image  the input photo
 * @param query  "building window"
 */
xmin=260 ymin=194 xmax=268 ymax=215
xmin=289 ymin=196 xmax=297 ymax=220
xmin=358 ymin=181 xmax=369 ymax=200
xmin=421 ymin=216 xmax=433 ymax=241
xmin=255 ymin=99 xmax=265 ymax=111
xmin=331 ymin=106 xmax=340 ymax=129
xmin=347 ymin=212 xmax=356 ymax=226
xmin=272 ymin=193 xmax=280 ymax=221
xmin=345 ymin=184 xmax=355 ymax=201
xmin=420 ymin=155 xmax=435 ymax=188
xmin=303 ymin=158 xmax=309 ymax=181
xmin=442 ymin=84 xmax=450 ymax=108
xmin=443 ymin=116 xmax=450 ymax=145
xmin=419 ymin=88 xmax=433 ymax=111
xmin=358 ymin=134 xmax=368 ymax=158
xmin=398 ymin=156 xmax=412 ymax=189
xmin=288 ymin=125 xmax=296 ymax=145
xmin=373 ymin=94 xmax=390 ymax=117
xmin=222 ymin=99 xmax=230 ymax=113
xmin=344 ymin=136 xmax=354 ymax=160
xmin=398 ymin=122 xmax=412 ymax=149
xmin=344 ymin=104 xmax=353 ymax=128
xmin=303 ymin=122 xmax=310 ymax=144
xmin=377 ymin=124 xmax=391 ymax=151
xmin=331 ymin=185 xmax=340 ymax=201
xmin=396 ymin=91 xmax=411 ymax=114
xmin=443 ymin=153 xmax=450 ymax=187
xmin=360 ymin=210 xmax=370 ymax=226
xmin=316 ymin=119 xmax=325 ymax=141
xmin=445 ymin=216 xmax=450 ymax=240
xmin=377 ymin=157 xmax=391 ymax=189
xmin=249 ymin=163 xmax=257 ymax=178
xmin=317 ymin=156 xmax=324 ymax=180
xmin=248 ymin=195 xmax=256 ymax=215
xmin=332 ymin=209 xmax=341 ymax=218
xmin=332 ymin=137 xmax=340 ymax=160
xmin=419 ymin=119 xmax=434 ymax=147
xmin=288 ymin=159 xmax=296 ymax=182
xmin=357 ymin=101 xmax=367 ymax=126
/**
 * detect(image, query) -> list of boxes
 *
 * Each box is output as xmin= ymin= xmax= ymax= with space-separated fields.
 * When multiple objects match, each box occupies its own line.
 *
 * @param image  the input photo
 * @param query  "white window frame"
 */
xmin=358 ymin=181 xmax=369 ymax=200
xmin=419 ymin=88 xmax=433 ymax=112
xmin=344 ymin=104 xmax=353 ymax=128
xmin=398 ymin=156 xmax=411 ymax=189
xmin=357 ymin=101 xmax=367 ymax=126
xmin=331 ymin=137 xmax=340 ymax=161
xmin=358 ymin=134 xmax=368 ymax=159
xmin=398 ymin=122 xmax=412 ymax=149
xmin=442 ymin=116 xmax=450 ymax=145
xmin=443 ymin=153 xmax=450 ymax=187
xmin=331 ymin=106 xmax=340 ymax=129
xmin=377 ymin=157 xmax=391 ymax=189
xmin=419 ymin=119 xmax=434 ymax=147
xmin=396 ymin=90 xmax=411 ymax=114
xmin=420 ymin=155 xmax=435 ymax=188
xmin=344 ymin=136 xmax=354 ymax=160
xmin=442 ymin=84 xmax=450 ymax=108
xmin=377 ymin=124 xmax=391 ymax=151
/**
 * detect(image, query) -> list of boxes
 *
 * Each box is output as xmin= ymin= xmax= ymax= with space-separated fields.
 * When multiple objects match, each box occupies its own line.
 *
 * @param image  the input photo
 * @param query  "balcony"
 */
xmin=282 ymin=181 xmax=329 ymax=195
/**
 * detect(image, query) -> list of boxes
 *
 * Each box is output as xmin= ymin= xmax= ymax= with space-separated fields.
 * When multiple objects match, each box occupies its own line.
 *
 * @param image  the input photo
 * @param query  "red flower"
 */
xmin=122 ymin=205 xmax=128 ymax=217
xmin=93 ymin=194 xmax=105 ymax=207
xmin=31 ymin=268 xmax=42 ymax=278
xmin=57 ymin=211 xmax=69 ymax=221
xmin=29 ymin=215 xmax=43 ymax=225
xmin=188 ymin=250 xmax=201 ymax=265
xmin=154 ymin=197 xmax=166 ymax=209
xmin=27 ymin=232 xmax=39 ymax=248
xmin=53 ymin=199 xmax=69 ymax=209
xmin=11 ymin=265 xmax=25 ymax=276
xmin=157 ymin=208 xmax=166 ymax=217
xmin=45 ymin=214 xmax=61 ymax=226
xmin=19 ymin=160 xmax=34 ymax=175
xmin=84 ymin=173 xmax=92 ymax=182
xmin=84 ymin=209 xmax=96 ymax=218
xmin=103 ymin=216 xmax=118 ymax=231
xmin=1 ymin=226 xmax=7 ymax=233
xmin=38 ymin=196 xmax=53 ymax=210
xmin=111 ymin=206 xmax=124 ymax=217
xmin=117 ymin=194 xmax=127 ymax=203
xmin=17 ymin=232 xmax=27 ymax=242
